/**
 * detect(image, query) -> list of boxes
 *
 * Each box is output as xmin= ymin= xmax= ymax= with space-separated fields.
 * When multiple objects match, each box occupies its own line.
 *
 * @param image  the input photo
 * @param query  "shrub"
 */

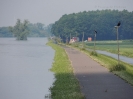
xmin=109 ymin=64 xmax=126 ymax=72
xmin=90 ymin=51 xmax=98 ymax=56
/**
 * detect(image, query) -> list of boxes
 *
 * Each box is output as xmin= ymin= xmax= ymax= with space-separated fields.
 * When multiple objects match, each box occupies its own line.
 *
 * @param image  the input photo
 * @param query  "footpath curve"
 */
xmin=63 ymin=46 xmax=133 ymax=99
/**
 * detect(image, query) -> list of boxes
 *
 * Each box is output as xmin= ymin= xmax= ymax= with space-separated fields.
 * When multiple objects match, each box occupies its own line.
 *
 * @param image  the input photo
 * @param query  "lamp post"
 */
xmin=82 ymin=32 xmax=84 ymax=48
xmin=115 ymin=21 xmax=121 ymax=65
xmin=94 ymin=30 xmax=97 ymax=52
xmin=69 ymin=33 xmax=71 ymax=43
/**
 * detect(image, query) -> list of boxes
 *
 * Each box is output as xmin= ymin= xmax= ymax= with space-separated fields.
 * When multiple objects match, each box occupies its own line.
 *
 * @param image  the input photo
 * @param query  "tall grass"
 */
xmin=47 ymin=42 xmax=84 ymax=99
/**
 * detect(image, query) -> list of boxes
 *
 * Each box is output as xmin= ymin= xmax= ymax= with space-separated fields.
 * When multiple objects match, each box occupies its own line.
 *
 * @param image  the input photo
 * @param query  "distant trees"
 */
xmin=51 ymin=10 xmax=133 ymax=41
xmin=9 ymin=19 xmax=29 ymax=40
xmin=0 ymin=20 xmax=52 ymax=38
xmin=0 ymin=27 xmax=12 ymax=37
xmin=28 ymin=23 xmax=52 ymax=37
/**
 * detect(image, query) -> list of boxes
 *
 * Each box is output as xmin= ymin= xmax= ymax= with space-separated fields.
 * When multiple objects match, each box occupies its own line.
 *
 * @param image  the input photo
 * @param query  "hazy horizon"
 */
xmin=0 ymin=0 xmax=133 ymax=27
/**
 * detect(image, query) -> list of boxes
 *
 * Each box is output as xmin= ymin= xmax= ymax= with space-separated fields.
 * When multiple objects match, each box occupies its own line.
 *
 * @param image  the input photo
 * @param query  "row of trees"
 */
xmin=28 ymin=23 xmax=52 ymax=37
xmin=0 ymin=20 xmax=52 ymax=40
xmin=0 ymin=27 xmax=12 ymax=37
xmin=51 ymin=10 xmax=133 ymax=41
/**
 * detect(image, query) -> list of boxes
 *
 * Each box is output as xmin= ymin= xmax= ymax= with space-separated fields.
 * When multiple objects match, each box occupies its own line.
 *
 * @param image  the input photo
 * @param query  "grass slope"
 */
xmin=47 ymin=42 xmax=84 ymax=99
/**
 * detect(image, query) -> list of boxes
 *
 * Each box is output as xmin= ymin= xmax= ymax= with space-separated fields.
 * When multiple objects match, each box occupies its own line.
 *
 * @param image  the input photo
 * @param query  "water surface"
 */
xmin=0 ymin=38 xmax=54 ymax=99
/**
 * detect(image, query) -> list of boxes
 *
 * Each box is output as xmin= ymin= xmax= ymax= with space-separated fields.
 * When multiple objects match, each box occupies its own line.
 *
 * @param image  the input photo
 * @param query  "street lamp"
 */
xmin=94 ymin=30 xmax=97 ymax=51
xmin=70 ymin=33 xmax=71 ymax=43
xmin=115 ymin=21 xmax=121 ymax=65
xmin=82 ymin=32 xmax=84 ymax=48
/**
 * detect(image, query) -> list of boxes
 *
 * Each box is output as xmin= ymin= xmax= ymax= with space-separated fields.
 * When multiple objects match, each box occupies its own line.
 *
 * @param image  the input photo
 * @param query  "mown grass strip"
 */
xmin=47 ymin=42 xmax=84 ymax=99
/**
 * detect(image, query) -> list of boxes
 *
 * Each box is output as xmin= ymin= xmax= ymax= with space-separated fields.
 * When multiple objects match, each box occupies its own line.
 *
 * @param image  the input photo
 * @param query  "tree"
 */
xmin=9 ymin=19 xmax=29 ymax=40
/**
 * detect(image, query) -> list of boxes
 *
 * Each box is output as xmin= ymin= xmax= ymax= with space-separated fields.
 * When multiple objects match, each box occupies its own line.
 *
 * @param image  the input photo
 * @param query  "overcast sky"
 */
xmin=0 ymin=0 xmax=133 ymax=27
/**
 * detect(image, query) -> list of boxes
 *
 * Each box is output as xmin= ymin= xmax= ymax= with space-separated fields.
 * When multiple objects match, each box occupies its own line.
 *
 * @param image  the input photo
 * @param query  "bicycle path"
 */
xmin=63 ymin=46 xmax=133 ymax=99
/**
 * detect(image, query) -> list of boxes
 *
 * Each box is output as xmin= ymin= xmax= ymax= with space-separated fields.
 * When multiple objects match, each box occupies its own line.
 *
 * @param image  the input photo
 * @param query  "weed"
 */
xmin=90 ymin=51 xmax=98 ymax=56
xmin=109 ymin=64 xmax=126 ymax=72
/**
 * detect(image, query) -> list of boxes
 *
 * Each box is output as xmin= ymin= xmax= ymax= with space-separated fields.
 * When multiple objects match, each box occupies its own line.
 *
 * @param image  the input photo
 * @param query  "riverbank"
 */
xmin=47 ymin=42 xmax=84 ymax=99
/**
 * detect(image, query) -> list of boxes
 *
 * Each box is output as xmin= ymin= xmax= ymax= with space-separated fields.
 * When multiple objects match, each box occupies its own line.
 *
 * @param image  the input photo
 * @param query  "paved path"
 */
xmin=63 ymin=46 xmax=133 ymax=99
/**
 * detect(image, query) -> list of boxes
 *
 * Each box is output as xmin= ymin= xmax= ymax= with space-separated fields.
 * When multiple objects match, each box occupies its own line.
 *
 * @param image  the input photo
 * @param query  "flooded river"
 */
xmin=0 ymin=38 xmax=54 ymax=99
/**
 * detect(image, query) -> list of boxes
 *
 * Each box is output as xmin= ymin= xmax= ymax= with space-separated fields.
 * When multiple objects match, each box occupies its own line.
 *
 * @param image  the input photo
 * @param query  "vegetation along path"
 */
xmin=87 ymin=48 xmax=133 ymax=65
xmin=96 ymin=50 xmax=133 ymax=65
xmin=63 ymin=46 xmax=133 ymax=99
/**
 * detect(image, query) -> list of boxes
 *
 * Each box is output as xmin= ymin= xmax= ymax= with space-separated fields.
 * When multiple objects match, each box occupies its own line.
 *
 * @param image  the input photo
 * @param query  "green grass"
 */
xmin=47 ymin=41 xmax=84 ymax=99
xmin=85 ymin=40 xmax=133 ymax=58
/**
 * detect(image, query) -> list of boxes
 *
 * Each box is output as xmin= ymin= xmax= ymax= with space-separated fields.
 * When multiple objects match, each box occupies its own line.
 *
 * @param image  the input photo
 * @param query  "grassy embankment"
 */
xmin=85 ymin=40 xmax=133 ymax=58
xmin=47 ymin=41 xmax=84 ymax=99
xmin=70 ymin=42 xmax=133 ymax=86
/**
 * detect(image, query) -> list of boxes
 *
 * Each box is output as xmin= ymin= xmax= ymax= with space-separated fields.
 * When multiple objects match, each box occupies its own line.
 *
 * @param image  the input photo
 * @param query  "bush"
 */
xmin=80 ymin=47 xmax=86 ymax=51
xmin=109 ymin=64 xmax=126 ymax=72
xmin=90 ymin=51 xmax=98 ymax=56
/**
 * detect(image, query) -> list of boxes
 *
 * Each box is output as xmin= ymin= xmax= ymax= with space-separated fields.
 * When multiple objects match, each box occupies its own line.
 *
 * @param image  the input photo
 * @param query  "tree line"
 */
xmin=0 ymin=19 xmax=52 ymax=39
xmin=51 ymin=9 xmax=133 ymax=41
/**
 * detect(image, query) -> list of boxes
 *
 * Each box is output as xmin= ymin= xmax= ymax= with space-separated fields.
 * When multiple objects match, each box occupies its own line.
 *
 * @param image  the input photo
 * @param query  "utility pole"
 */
xmin=117 ymin=27 xmax=120 ymax=65
xmin=94 ymin=30 xmax=97 ymax=52
xmin=82 ymin=32 xmax=84 ymax=48
xmin=115 ymin=21 xmax=121 ymax=66
xmin=115 ymin=26 xmax=120 ymax=65
xmin=70 ymin=33 xmax=71 ymax=43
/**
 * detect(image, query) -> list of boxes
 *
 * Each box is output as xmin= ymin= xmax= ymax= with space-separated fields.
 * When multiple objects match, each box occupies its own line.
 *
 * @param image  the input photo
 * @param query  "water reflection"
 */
xmin=0 ymin=38 xmax=54 ymax=99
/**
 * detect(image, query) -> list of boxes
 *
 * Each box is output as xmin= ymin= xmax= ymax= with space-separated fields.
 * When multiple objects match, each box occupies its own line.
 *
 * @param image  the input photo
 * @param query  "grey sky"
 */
xmin=0 ymin=0 xmax=133 ymax=27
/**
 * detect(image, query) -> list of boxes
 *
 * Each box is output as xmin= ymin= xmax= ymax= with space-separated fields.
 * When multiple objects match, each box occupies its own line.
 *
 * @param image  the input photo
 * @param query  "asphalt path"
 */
xmin=63 ymin=46 xmax=133 ymax=99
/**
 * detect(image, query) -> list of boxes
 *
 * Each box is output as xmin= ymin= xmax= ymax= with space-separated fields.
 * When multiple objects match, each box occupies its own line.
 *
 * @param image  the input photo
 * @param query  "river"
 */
xmin=0 ymin=38 xmax=54 ymax=99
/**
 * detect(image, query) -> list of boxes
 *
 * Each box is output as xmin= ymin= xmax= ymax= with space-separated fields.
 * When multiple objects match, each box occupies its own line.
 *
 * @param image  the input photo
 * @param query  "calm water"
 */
xmin=0 ymin=38 xmax=54 ymax=99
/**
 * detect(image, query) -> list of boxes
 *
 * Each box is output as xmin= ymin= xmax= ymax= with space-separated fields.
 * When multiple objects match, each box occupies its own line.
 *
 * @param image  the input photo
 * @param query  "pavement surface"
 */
xmin=63 ymin=46 xmax=133 ymax=99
